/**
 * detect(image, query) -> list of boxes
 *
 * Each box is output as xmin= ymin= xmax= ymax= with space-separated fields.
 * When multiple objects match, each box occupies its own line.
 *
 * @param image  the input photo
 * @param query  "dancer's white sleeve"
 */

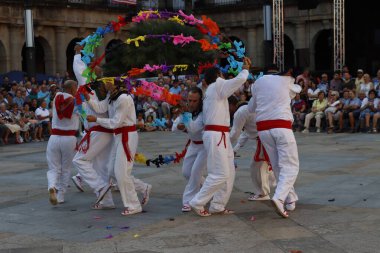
xmin=73 ymin=54 xmax=87 ymax=86
xmin=215 ymin=69 xmax=249 ymax=99
xmin=233 ymin=131 xmax=249 ymax=152
xmin=186 ymin=113 xmax=203 ymax=134
xmin=87 ymin=95 xmax=109 ymax=114
xmin=171 ymin=115 xmax=183 ymax=132
xmin=96 ymin=95 xmax=128 ymax=129
xmin=230 ymin=109 xmax=246 ymax=144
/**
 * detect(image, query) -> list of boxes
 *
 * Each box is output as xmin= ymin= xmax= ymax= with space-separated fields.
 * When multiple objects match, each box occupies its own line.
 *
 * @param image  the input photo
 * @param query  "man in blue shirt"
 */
xmin=317 ymin=73 xmax=329 ymax=94
xmin=38 ymin=84 xmax=50 ymax=108
xmin=342 ymin=90 xmax=362 ymax=133
xmin=169 ymin=81 xmax=181 ymax=95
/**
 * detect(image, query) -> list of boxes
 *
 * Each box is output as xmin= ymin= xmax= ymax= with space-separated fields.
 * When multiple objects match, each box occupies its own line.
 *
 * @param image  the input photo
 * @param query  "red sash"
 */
xmin=175 ymin=139 xmax=204 ymax=163
xmin=114 ymin=125 xmax=137 ymax=162
xmin=204 ymin=125 xmax=230 ymax=148
xmin=256 ymin=120 xmax=292 ymax=131
xmin=55 ymin=94 xmax=74 ymax=120
xmin=51 ymin=128 xmax=76 ymax=136
xmin=77 ymin=125 xmax=114 ymax=153
xmin=254 ymin=137 xmax=272 ymax=171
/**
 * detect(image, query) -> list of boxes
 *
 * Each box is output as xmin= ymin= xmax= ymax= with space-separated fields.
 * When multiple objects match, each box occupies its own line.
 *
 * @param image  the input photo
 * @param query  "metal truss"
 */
xmin=273 ymin=0 xmax=284 ymax=71
xmin=333 ymin=0 xmax=345 ymax=71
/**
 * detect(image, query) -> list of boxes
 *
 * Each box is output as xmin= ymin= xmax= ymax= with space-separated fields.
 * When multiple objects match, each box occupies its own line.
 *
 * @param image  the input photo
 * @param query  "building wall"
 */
xmin=0 ymin=3 xmax=130 ymax=75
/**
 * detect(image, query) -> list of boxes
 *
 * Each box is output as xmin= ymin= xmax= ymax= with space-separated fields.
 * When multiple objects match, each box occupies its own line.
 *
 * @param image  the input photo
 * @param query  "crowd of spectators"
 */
xmin=1 ymin=66 xmax=380 ymax=145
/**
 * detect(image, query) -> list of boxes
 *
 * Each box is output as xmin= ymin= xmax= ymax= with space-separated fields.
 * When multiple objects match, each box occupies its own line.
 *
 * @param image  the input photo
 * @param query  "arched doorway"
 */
xmin=22 ymin=37 xmax=48 ymax=74
xmin=284 ymin=34 xmax=295 ymax=68
xmin=314 ymin=29 xmax=333 ymax=72
xmin=105 ymin=39 xmax=123 ymax=63
xmin=66 ymin=38 xmax=82 ymax=78
xmin=0 ymin=40 xmax=6 ymax=73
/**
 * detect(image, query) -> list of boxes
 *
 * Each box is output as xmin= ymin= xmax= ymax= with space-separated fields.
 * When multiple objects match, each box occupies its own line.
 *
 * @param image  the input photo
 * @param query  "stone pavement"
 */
xmin=0 ymin=132 xmax=380 ymax=253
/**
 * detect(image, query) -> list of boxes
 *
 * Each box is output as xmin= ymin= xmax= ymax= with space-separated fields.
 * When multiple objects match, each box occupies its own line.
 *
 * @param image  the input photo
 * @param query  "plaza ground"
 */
xmin=0 ymin=132 xmax=379 ymax=253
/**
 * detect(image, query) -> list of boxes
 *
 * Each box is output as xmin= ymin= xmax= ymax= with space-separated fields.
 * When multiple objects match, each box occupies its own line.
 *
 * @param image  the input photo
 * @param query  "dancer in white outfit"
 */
xmin=86 ymin=81 xmax=152 ymax=216
xmin=189 ymin=58 xmax=251 ymax=216
xmin=46 ymin=80 xmax=79 ymax=205
xmin=229 ymin=103 xmax=275 ymax=201
xmin=72 ymin=45 xmax=114 ymax=208
xmin=248 ymin=68 xmax=301 ymax=218
xmin=172 ymin=87 xmax=207 ymax=212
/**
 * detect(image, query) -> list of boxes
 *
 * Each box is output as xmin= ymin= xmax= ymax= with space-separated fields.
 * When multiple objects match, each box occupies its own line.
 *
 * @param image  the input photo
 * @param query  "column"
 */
xmin=9 ymin=24 xmax=22 ymax=71
xmin=295 ymin=21 xmax=306 ymax=49
xmin=246 ymin=26 xmax=257 ymax=64
xmin=55 ymin=27 xmax=66 ymax=75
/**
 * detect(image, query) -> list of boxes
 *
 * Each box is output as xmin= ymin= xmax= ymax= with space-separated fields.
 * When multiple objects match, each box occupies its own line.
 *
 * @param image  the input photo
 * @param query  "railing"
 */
xmin=193 ymin=0 xmax=299 ymax=10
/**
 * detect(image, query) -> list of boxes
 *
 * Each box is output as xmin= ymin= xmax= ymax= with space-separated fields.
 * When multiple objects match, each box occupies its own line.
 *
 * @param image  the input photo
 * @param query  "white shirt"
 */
xmin=35 ymin=107 xmax=50 ymax=122
xmin=73 ymin=54 xmax=88 ymax=86
xmin=51 ymin=92 xmax=80 ymax=131
xmin=248 ymin=75 xmax=300 ymax=122
xmin=203 ymin=69 xmax=249 ymax=126
xmin=230 ymin=105 xmax=257 ymax=152
xmin=360 ymin=97 xmax=379 ymax=109
xmin=307 ymin=88 xmax=320 ymax=100
xmin=89 ymin=93 xmax=136 ymax=129
xmin=73 ymin=53 xmax=109 ymax=129
xmin=172 ymin=112 xmax=204 ymax=142
xmin=360 ymin=83 xmax=372 ymax=97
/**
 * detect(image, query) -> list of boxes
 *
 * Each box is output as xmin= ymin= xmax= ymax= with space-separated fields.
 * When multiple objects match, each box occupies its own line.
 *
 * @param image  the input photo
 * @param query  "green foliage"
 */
xmin=102 ymin=20 xmax=216 ymax=77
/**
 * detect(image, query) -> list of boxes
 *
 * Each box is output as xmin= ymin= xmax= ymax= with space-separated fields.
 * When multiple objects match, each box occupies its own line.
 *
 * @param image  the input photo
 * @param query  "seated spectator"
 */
xmin=0 ymin=103 xmax=22 ymax=144
xmin=307 ymin=79 xmax=320 ymax=109
xmin=144 ymin=115 xmax=157 ymax=132
xmin=358 ymin=74 xmax=374 ymax=97
xmin=359 ymin=90 xmax=378 ymax=133
xmin=35 ymin=100 xmax=51 ymax=141
xmin=328 ymin=70 xmax=343 ymax=94
xmin=342 ymin=90 xmax=361 ymax=133
xmin=296 ymin=68 xmax=311 ymax=88
xmin=373 ymin=69 xmax=380 ymax=91
xmin=28 ymin=85 xmax=39 ymax=102
xmin=240 ymin=93 xmax=248 ymax=102
xmin=297 ymin=79 xmax=308 ymax=102
xmin=13 ymin=90 xmax=25 ymax=109
xmin=37 ymin=84 xmax=50 ymax=107
xmin=180 ymin=82 xmax=188 ymax=98
xmin=169 ymin=81 xmax=181 ymax=95
xmin=29 ymin=98 xmax=38 ymax=112
xmin=291 ymin=93 xmax=306 ymax=131
xmin=136 ymin=113 xmax=145 ymax=131
xmin=143 ymin=97 xmax=158 ymax=120
xmin=355 ymin=69 xmax=365 ymax=88
xmin=164 ymin=114 xmax=173 ymax=131
xmin=23 ymin=103 xmax=39 ymax=142
xmin=0 ymin=91 xmax=8 ymax=105
xmin=372 ymin=101 xmax=380 ymax=133
xmin=8 ymin=82 xmax=18 ymax=98
xmin=325 ymin=91 xmax=342 ymax=133
xmin=341 ymin=72 xmax=356 ymax=92
xmin=317 ymin=73 xmax=329 ymax=94
xmin=303 ymin=91 xmax=327 ymax=133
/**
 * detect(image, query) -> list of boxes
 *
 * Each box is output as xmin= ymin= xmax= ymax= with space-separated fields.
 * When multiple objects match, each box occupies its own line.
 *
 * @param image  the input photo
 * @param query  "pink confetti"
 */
xmin=105 ymin=234 xmax=113 ymax=239
xmin=94 ymin=216 xmax=102 ymax=220
xmin=250 ymin=216 xmax=256 ymax=221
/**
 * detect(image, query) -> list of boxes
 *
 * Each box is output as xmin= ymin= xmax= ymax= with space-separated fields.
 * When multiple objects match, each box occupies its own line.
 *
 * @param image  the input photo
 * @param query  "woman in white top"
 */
xmin=358 ymin=74 xmax=374 ymax=97
xmin=307 ymin=80 xmax=320 ymax=109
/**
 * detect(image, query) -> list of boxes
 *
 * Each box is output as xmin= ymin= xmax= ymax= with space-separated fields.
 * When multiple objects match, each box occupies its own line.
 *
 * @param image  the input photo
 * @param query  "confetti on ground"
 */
xmin=363 ymin=199 xmax=367 ymax=201
xmin=250 ymin=216 xmax=256 ymax=221
xmin=328 ymin=198 xmax=335 ymax=202
xmin=290 ymin=250 xmax=302 ymax=253
xmin=120 ymin=226 xmax=130 ymax=230
xmin=94 ymin=216 xmax=102 ymax=220
xmin=87 ymin=225 xmax=93 ymax=228
xmin=134 ymin=234 xmax=139 ymax=238
xmin=106 ymin=225 xmax=113 ymax=229
xmin=240 ymin=200 xmax=246 ymax=204
xmin=142 ymin=210 xmax=147 ymax=213
xmin=169 ymin=218 xmax=175 ymax=221
xmin=105 ymin=234 xmax=113 ymax=239
xmin=70 ymin=209 xmax=77 ymax=211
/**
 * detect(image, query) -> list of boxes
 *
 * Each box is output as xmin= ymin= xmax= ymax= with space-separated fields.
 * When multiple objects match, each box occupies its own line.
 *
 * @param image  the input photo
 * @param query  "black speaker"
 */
xmin=298 ymin=0 xmax=319 ymax=10
xmin=296 ymin=49 xmax=310 ymax=68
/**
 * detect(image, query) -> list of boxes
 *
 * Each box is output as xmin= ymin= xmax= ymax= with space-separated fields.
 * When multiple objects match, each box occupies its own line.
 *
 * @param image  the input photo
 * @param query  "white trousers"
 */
xmin=250 ymin=160 xmax=276 ymax=196
xmin=182 ymin=143 xmax=207 ymax=206
xmin=109 ymin=132 xmax=148 ymax=210
xmin=258 ymin=128 xmax=299 ymax=203
xmin=46 ymin=135 xmax=77 ymax=193
xmin=72 ymin=131 xmax=114 ymax=206
xmin=190 ymin=131 xmax=235 ymax=212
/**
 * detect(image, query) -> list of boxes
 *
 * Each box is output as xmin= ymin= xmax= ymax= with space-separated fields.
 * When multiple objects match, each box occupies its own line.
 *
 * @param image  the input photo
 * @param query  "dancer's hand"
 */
xmin=74 ymin=44 xmax=83 ymax=54
xmin=177 ymin=123 xmax=186 ymax=131
xmin=87 ymin=115 xmax=97 ymax=122
xmin=242 ymin=57 xmax=251 ymax=70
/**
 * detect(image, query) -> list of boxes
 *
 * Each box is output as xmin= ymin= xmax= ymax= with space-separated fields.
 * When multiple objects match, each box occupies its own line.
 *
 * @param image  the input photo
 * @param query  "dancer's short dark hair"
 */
xmin=204 ymin=67 xmax=221 ymax=86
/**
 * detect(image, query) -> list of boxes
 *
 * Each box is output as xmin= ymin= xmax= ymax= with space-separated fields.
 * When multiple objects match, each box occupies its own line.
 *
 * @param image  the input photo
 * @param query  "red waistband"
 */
xmin=256 ymin=120 xmax=292 ymax=131
xmin=204 ymin=125 xmax=230 ymax=132
xmin=204 ymin=125 xmax=229 ymax=148
xmin=51 ymin=129 xmax=76 ymax=136
xmin=114 ymin=125 xmax=137 ymax=135
xmin=86 ymin=125 xmax=114 ymax=134
xmin=192 ymin=140 xmax=203 ymax=144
